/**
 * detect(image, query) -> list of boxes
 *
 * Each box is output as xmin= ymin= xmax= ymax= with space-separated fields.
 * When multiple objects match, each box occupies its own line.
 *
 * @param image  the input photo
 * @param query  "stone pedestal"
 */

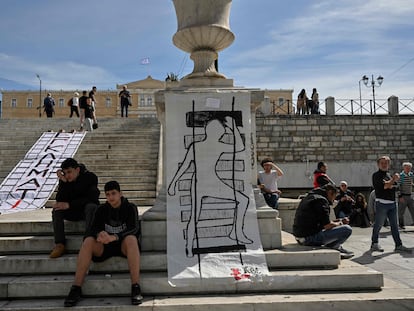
xmin=325 ymin=96 xmax=335 ymax=115
xmin=388 ymin=95 xmax=399 ymax=115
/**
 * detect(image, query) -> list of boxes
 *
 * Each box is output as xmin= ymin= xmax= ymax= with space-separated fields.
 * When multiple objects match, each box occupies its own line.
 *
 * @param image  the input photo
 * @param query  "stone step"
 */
xmin=74 ymin=154 xmax=159 ymax=161
xmin=0 ymin=261 xmax=383 ymax=300
xmin=0 ymin=148 xmax=158 ymax=156
xmin=0 ymin=208 xmax=150 ymax=236
xmin=44 ymin=198 xmax=156 ymax=207
xmin=80 ymin=132 xmax=160 ymax=138
xmin=2 ymin=288 xmax=414 ymax=311
xmin=47 ymin=190 xmax=156 ymax=200
xmin=72 ymin=169 xmax=156 ymax=176
xmin=0 ymin=208 xmax=282 ymax=252
xmin=34 ymin=182 xmax=155 ymax=192
xmin=98 ymin=176 xmax=157 ymax=184
xmin=0 ymin=245 xmax=340 ymax=276
xmin=0 ymin=222 xmax=274 ymax=253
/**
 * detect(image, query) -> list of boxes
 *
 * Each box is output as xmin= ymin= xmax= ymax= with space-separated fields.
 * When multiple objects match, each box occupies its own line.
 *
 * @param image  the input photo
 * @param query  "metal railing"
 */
xmin=259 ymin=98 xmax=414 ymax=116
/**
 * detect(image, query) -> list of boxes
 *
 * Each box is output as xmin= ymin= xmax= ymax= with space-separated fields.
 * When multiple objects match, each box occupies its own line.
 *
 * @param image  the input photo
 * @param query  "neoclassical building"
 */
xmin=1 ymin=76 xmax=293 ymax=118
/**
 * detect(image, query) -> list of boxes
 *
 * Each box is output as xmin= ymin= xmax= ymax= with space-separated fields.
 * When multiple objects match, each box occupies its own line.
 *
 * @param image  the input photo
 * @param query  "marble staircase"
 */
xmin=0 ymin=117 xmax=411 ymax=310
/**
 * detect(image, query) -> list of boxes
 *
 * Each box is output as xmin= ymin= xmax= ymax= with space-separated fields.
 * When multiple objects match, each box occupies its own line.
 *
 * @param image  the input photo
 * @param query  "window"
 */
xmin=106 ymin=97 xmax=112 ymax=108
xmin=59 ymin=98 xmax=64 ymax=108
xmin=27 ymin=98 xmax=33 ymax=108
xmin=11 ymin=98 xmax=17 ymax=108
xmin=278 ymin=97 xmax=284 ymax=106
xmin=140 ymin=95 xmax=145 ymax=107
xmin=147 ymin=96 xmax=153 ymax=106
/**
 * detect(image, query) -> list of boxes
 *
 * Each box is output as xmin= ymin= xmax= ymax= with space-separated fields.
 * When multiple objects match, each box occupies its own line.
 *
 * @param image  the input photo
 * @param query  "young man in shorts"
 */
xmin=64 ymin=181 xmax=143 ymax=307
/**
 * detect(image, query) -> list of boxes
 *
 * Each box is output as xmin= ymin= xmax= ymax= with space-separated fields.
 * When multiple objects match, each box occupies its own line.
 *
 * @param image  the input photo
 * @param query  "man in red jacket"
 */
xmin=313 ymin=161 xmax=335 ymax=188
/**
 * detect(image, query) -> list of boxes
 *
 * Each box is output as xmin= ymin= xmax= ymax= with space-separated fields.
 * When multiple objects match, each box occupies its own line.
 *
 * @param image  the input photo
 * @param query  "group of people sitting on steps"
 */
xmin=48 ymin=157 xmax=142 ymax=307
xmin=258 ymin=158 xmax=413 ymax=260
xmin=53 ymin=155 xmax=413 ymax=307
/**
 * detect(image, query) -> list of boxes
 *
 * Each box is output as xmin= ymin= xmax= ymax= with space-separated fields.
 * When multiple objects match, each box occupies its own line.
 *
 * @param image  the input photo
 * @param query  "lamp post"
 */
xmin=36 ymin=74 xmax=42 ymax=117
xmin=362 ymin=74 xmax=383 ymax=114
xmin=358 ymin=77 xmax=365 ymax=111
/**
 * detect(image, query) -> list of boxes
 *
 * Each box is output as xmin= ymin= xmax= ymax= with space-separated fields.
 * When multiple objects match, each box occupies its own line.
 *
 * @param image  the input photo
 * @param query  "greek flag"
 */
xmin=140 ymin=57 xmax=150 ymax=65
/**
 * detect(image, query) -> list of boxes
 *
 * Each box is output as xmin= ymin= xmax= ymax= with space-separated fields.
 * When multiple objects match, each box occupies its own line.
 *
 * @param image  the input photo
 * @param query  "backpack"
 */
xmin=67 ymin=98 xmax=73 ymax=106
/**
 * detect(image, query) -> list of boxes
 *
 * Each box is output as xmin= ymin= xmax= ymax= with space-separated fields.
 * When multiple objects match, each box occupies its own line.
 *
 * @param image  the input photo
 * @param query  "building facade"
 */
xmin=0 ymin=76 xmax=293 ymax=118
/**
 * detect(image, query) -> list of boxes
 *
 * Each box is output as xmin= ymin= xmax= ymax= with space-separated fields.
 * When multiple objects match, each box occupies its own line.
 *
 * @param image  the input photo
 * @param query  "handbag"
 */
xmin=92 ymin=122 xmax=98 ymax=129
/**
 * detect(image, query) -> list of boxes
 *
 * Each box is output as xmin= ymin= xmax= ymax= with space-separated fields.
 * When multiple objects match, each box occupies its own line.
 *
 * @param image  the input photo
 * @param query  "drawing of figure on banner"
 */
xmin=168 ymin=103 xmax=253 ymax=258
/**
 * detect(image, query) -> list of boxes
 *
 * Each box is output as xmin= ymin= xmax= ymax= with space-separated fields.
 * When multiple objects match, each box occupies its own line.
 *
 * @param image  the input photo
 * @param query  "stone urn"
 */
xmin=172 ymin=0 xmax=234 ymax=81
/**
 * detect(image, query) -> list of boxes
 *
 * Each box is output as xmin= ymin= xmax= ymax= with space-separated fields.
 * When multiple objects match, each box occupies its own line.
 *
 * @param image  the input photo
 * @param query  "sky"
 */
xmin=1 ymin=0 xmax=413 ymax=103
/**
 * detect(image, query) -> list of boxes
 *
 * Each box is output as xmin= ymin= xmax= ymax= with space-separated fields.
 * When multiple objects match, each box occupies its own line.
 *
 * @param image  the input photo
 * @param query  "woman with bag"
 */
xmin=83 ymin=97 xmax=98 ymax=132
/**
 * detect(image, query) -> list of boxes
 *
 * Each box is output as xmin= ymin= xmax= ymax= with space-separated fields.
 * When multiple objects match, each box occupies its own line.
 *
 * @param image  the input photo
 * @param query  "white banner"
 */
xmin=165 ymin=92 xmax=269 ymax=286
xmin=0 ymin=131 xmax=86 ymax=215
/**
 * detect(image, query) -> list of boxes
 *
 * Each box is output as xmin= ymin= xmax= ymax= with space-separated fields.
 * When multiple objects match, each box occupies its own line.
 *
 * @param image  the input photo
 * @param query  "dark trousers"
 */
xmin=52 ymin=203 xmax=97 ymax=244
xmin=69 ymin=106 xmax=79 ymax=117
xmin=263 ymin=193 xmax=279 ymax=209
xmin=121 ymin=103 xmax=129 ymax=117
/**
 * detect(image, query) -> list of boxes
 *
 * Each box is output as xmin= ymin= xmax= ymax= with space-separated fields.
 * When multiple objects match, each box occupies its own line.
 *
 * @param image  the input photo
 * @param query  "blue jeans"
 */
xmin=263 ymin=193 xmax=279 ymax=209
xmin=371 ymin=201 xmax=402 ymax=246
xmin=303 ymin=225 xmax=352 ymax=250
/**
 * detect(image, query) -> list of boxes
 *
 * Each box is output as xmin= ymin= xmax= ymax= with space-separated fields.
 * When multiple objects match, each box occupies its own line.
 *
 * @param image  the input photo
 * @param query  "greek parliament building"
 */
xmin=0 ymin=76 xmax=293 ymax=119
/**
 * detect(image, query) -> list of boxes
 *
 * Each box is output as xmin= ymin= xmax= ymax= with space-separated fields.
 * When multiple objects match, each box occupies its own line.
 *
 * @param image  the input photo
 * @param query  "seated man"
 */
xmin=64 ymin=181 xmax=143 ymax=307
xmin=257 ymin=157 xmax=284 ymax=209
xmin=334 ymin=181 xmax=355 ymax=219
xmin=313 ymin=161 xmax=335 ymax=189
xmin=50 ymin=158 xmax=99 ymax=258
xmin=292 ymin=184 xmax=354 ymax=259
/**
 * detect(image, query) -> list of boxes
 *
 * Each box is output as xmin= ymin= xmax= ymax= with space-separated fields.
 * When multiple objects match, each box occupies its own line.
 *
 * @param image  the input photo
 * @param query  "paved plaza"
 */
xmin=346 ymin=225 xmax=414 ymax=289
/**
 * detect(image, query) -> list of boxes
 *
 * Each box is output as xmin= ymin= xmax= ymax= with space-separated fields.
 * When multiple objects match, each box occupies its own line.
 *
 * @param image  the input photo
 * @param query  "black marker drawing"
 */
xmin=168 ymin=97 xmax=253 ymax=259
xmin=0 ymin=132 xmax=85 ymax=214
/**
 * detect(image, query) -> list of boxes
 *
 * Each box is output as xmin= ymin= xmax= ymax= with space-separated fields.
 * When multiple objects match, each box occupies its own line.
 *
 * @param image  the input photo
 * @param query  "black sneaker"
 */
xmin=131 ymin=283 xmax=143 ymax=305
xmin=64 ymin=285 xmax=82 ymax=307
xmin=337 ymin=246 xmax=354 ymax=259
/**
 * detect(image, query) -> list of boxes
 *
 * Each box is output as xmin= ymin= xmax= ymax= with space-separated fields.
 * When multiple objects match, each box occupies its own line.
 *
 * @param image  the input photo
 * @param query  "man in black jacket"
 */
xmin=64 ymin=181 xmax=142 ymax=307
xmin=370 ymin=155 xmax=411 ymax=253
xmin=293 ymin=184 xmax=354 ymax=259
xmin=49 ymin=158 xmax=99 ymax=258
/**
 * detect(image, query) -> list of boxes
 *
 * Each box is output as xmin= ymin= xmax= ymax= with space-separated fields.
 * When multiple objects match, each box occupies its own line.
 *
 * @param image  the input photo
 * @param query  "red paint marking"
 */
xmin=230 ymin=268 xmax=250 ymax=281
xmin=11 ymin=199 xmax=22 ymax=209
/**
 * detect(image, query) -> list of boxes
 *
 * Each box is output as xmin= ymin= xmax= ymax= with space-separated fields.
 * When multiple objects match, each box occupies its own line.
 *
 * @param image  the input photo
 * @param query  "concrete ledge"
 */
xmin=1 ymin=263 xmax=383 ymax=299
xmin=0 ymin=245 xmax=340 ymax=276
xmin=2 ymin=290 xmax=414 ymax=311
xmin=277 ymin=198 xmax=301 ymax=233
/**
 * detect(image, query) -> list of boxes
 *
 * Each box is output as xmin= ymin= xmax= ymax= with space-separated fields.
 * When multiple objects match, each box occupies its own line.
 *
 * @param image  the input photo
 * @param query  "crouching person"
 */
xmin=292 ymin=184 xmax=354 ymax=259
xmin=64 ymin=181 xmax=143 ymax=307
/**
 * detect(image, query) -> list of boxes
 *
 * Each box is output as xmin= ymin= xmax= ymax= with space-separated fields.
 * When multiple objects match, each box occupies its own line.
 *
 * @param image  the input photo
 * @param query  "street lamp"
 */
xmin=361 ymin=74 xmax=384 ymax=113
xmin=358 ymin=76 xmax=365 ymax=111
xmin=36 ymin=74 xmax=42 ymax=117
